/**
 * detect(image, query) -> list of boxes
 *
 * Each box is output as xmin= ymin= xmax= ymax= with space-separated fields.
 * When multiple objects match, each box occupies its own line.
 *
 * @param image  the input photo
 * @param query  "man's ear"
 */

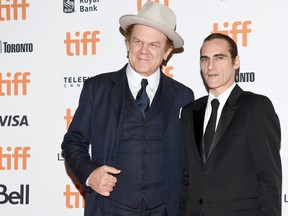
xmin=233 ymin=55 xmax=240 ymax=70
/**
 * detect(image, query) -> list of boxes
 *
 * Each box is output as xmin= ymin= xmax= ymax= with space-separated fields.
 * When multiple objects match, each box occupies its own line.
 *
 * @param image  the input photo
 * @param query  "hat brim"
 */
xmin=119 ymin=15 xmax=184 ymax=48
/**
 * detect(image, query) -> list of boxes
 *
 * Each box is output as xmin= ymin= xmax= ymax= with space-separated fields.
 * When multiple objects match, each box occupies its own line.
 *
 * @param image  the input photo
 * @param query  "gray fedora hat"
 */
xmin=119 ymin=2 xmax=184 ymax=48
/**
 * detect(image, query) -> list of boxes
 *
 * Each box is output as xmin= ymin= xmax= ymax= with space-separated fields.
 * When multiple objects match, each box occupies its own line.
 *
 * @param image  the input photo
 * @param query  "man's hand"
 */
xmin=88 ymin=165 xmax=121 ymax=196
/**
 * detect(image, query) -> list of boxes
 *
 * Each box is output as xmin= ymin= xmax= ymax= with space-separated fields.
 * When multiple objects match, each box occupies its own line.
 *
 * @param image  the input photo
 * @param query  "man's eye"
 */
xmin=215 ymin=56 xmax=224 ymax=60
xmin=134 ymin=39 xmax=141 ymax=44
xmin=150 ymin=43 xmax=159 ymax=48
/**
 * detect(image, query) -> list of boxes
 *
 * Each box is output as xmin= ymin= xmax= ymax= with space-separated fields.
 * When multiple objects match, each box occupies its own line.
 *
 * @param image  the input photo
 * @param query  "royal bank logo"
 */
xmin=63 ymin=0 xmax=100 ymax=14
xmin=63 ymin=0 xmax=75 ymax=13
xmin=0 ymin=40 xmax=33 ymax=54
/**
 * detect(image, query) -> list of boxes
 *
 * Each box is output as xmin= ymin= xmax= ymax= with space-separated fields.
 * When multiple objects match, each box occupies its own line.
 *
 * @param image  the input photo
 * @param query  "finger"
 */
xmin=103 ymin=165 xmax=121 ymax=175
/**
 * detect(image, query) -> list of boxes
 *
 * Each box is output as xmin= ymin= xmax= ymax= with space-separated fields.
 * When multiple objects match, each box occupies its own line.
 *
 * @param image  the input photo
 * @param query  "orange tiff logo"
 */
xmin=64 ymin=31 xmax=100 ymax=56
xmin=0 ymin=0 xmax=30 ymax=21
xmin=64 ymin=108 xmax=74 ymax=129
xmin=163 ymin=66 xmax=173 ymax=78
xmin=63 ymin=184 xmax=85 ymax=208
xmin=211 ymin=20 xmax=252 ymax=47
xmin=137 ymin=0 xmax=169 ymax=11
xmin=0 ymin=72 xmax=30 ymax=96
xmin=0 ymin=146 xmax=31 ymax=170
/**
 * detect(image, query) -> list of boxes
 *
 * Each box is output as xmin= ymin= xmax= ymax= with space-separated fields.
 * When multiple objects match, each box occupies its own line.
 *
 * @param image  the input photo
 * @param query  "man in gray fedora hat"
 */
xmin=61 ymin=1 xmax=194 ymax=215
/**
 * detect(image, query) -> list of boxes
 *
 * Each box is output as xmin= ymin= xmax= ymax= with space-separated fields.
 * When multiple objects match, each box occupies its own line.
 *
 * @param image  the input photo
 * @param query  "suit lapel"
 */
xmin=110 ymin=67 xmax=128 ymax=156
xmin=161 ymin=73 xmax=174 ymax=133
xmin=206 ymin=85 xmax=243 ymax=160
xmin=195 ymin=104 xmax=206 ymax=164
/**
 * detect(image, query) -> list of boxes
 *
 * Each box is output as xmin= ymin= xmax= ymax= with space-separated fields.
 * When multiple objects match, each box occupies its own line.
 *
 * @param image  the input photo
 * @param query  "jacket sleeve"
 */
xmin=249 ymin=96 xmax=282 ymax=216
xmin=61 ymin=79 xmax=101 ymax=189
xmin=179 ymin=105 xmax=191 ymax=215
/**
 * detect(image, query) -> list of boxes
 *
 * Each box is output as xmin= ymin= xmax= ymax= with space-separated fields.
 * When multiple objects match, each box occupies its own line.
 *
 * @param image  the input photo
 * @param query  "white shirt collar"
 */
xmin=207 ymin=82 xmax=236 ymax=107
xmin=126 ymin=63 xmax=160 ymax=101
xmin=204 ymin=83 xmax=236 ymax=132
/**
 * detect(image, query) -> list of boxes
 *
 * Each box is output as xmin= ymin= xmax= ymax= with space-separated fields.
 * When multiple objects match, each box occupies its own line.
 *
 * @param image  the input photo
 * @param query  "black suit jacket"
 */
xmin=61 ymin=64 xmax=194 ymax=216
xmin=180 ymin=85 xmax=281 ymax=216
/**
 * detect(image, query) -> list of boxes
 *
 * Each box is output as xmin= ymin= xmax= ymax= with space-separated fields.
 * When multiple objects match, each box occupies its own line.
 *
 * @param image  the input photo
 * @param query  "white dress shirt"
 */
xmin=126 ymin=63 xmax=160 ymax=105
xmin=203 ymin=83 xmax=236 ymax=134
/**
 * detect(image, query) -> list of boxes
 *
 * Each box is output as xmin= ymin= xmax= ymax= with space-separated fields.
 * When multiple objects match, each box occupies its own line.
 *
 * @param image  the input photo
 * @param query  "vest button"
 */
xmin=199 ymin=199 xmax=203 ymax=204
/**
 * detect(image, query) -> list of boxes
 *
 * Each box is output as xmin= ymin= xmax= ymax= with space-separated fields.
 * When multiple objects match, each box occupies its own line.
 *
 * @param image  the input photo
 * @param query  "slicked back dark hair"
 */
xmin=202 ymin=33 xmax=238 ymax=60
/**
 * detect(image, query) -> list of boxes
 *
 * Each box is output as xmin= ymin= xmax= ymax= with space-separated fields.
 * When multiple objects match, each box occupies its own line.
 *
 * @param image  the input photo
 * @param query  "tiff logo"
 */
xmin=211 ymin=20 xmax=252 ymax=47
xmin=162 ymin=66 xmax=174 ymax=78
xmin=0 ymin=0 xmax=30 ymax=21
xmin=0 ymin=72 xmax=30 ymax=96
xmin=0 ymin=146 xmax=31 ymax=170
xmin=137 ymin=0 xmax=169 ymax=11
xmin=64 ymin=184 xmax=85 ymax=208
xmin=64 ymin=108 xmax=74 ymax=129
xmin=64 ymin=31 xmax=100 ymax=56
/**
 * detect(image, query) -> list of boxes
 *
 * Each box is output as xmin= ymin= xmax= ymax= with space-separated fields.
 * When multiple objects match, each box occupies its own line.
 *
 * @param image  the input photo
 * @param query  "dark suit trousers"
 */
xmin=100 ymin=198 xmax=167 ymax=216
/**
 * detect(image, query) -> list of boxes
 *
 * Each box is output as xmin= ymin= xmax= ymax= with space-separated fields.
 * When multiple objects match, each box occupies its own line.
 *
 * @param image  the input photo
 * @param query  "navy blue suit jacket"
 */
xmin=62 ymin=64 xmax=194 ymax=216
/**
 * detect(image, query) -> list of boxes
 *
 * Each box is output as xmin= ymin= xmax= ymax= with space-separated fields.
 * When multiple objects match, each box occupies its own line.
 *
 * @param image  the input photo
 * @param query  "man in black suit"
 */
xmin=61 ymin=2 xmax=194 ymax=216
xmin=180 ymin=33 xmax=281 ymax=216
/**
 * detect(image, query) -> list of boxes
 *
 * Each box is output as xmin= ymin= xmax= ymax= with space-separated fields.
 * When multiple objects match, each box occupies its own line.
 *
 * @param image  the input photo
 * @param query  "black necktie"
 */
xmin=136 ymin=79 xmax=150 ymax=118
xmin=204 ymin=99 xmax=219 ymax=157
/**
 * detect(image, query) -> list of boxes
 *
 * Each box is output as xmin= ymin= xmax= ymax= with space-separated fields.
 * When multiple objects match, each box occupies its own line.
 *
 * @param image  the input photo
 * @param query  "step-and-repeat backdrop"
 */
xmin=1 ymin=0 xmax=288 ymax=215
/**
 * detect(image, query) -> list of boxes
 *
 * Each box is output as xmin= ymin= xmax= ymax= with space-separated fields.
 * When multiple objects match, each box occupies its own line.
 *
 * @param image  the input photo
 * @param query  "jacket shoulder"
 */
xmin=183 ymin=95 xmax=207 ymax=110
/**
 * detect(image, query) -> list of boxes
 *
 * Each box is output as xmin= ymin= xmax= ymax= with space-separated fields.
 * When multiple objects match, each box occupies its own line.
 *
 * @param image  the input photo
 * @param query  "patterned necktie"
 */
xmin=204 ymin=99 xmax=220 ymax=157
xmin=136 ymin=79 xmax=150 ymax=118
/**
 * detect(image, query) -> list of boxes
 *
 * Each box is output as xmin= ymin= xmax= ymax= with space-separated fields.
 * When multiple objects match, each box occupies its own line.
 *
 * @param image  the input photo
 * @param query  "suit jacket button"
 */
xmin=199 ymin=199 xmax=203 ymax=204
xmin=111 ymin=156 xmax=115 ymax=161
xmin=203 ymin=169 xmax=209 ymax=175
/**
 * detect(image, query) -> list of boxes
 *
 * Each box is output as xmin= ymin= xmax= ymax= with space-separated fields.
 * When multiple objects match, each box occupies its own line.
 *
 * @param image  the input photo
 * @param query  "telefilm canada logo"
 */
xmin=0 ymin=40 xmax=33 ymax=54
xmin=63 ymin=0 xmax=100 ymax=14
xmin=63 ymin=76 xmax=91 ymax=88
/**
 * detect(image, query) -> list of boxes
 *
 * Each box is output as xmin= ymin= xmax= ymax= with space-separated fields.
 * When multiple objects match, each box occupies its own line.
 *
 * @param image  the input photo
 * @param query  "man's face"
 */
xmin=200 ymin=38 xmax=240 ymax=96
xmin=127 ymin=24 xmax=173 ymax=77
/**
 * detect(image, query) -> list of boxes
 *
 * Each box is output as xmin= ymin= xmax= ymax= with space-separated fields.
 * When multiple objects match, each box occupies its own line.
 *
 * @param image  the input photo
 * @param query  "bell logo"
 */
xmin=211 ymin=20 xmax=252 ymax=47
xmin=0 ymin=0 xmax=30 ymax=21
xmin=64 ymin=184 xmax=85 ymax=208
xmin=0 ymin=146 xmax=31 ymax=170
xmin=0 ymin=184 xmax=29 ymax=205
xmin=64 ymin=31 xmax=100 ymax=56
xmin=137 ymin=0 xmax=169 ymax=11
xmin=0 ymin=72 xmax=30 ymax=96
